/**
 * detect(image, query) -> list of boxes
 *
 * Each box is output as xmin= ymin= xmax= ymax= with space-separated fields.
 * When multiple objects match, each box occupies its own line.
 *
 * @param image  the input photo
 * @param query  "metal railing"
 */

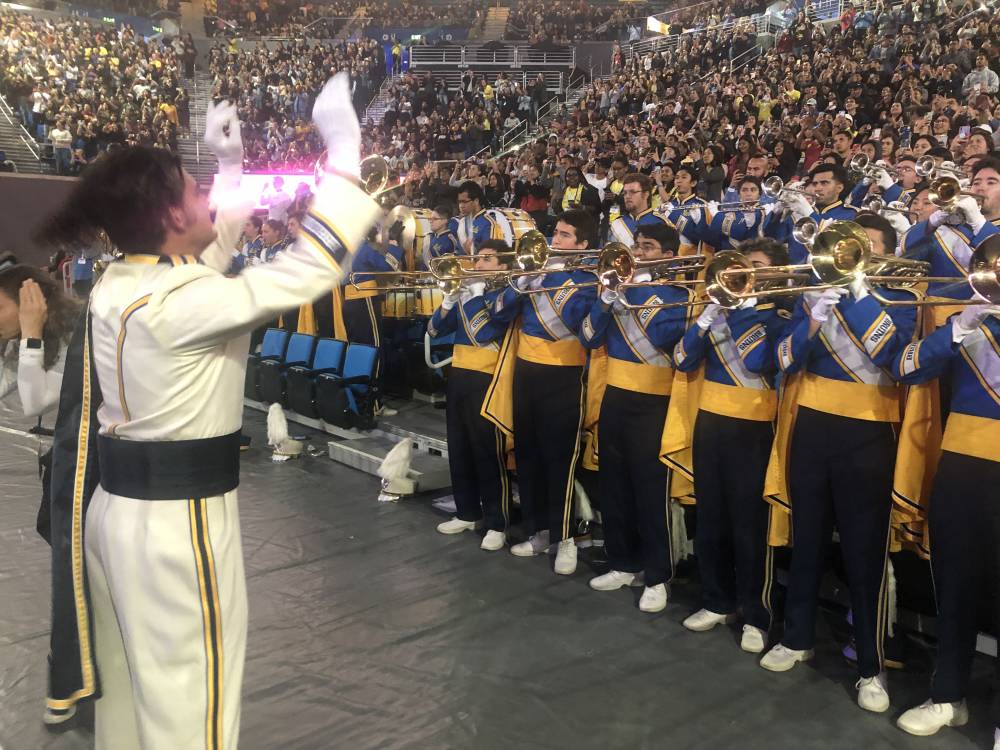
xmin=0 ymin=93 xmax=41 ymax=162
xmin=409 ymin=44 xmax=575 ymax=69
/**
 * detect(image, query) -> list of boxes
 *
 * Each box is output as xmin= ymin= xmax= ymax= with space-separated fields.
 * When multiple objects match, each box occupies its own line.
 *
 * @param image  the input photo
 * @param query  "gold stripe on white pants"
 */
xmin=85 ymin=488 xmax=247 ymax=750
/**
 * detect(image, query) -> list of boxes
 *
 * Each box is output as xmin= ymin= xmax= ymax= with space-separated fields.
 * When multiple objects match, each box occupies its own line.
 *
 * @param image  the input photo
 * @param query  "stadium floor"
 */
xmin=0 ymin=408 xmax=995 ymax=750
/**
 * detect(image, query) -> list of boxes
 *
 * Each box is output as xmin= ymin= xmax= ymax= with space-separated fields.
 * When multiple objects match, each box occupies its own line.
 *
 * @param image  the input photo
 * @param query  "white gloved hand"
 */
xmin=952 ymin=302 xmax=991 ymax=342
xmin=849 ymin=274 xmax=871 ymax=301
xmin=952 ymin=195 xmax=987 ymax=233
xmin=313 ymin=73 xmax=362 ymax=179
xmin=785 ymin=193 xmax=813 ymax=221
xmin=806 ymin=287 xmax=847 ymax=323
xmin=631 ymin=270 xmax=652 ymax=284
xmin=529 ymin=273 xmax=545 ymax=291
xmin=441 ymin=291 xmax=461 ymax=311
xmin=884 ymin=210 xmax=912 ymax=239
xmin=737 ymin=296 xmax=758 ymax=310
xmin=696 ymin=302 xmax=723 ymax=330
xmin=873 ymin=168 xmax=895 ymax=191
xmin=600 ymin=287 xmax=619 ymax=305
xmin=466 ymin=281 xmax=486 ymax=298
xmin=204 ymin=100 xmax=244 ymax=173
xmin=928 ymin=209 xmax=951 ymax=229
xmin=514 ymin=274 xmax=532 ymax=292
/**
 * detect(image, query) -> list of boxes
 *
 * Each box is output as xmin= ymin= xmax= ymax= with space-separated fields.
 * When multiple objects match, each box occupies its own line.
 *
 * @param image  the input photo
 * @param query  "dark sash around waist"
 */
xmin=98 ymin=431 xmax=241 ymax=500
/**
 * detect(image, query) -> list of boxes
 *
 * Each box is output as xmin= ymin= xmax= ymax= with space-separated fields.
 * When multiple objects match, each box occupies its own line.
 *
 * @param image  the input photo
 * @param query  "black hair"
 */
xmin=854 ymin=212 xmax=897 ymax=255
xmin=457 ymin=180 xmax=484 ymax=204
xmin=925 ymin=146 xmax=954 ymax=161
xmin=738 ymin=176 xmax=763 ymax=192
xmin=432 ymin=204 xmax=455 ymax=219
xmin=39 ymin=147 xmax=187 ymax=254
xmin=972 ymin=155 xmax=1000 ymax=179
xmin=634 ymin=221 xmax=681 ymax=256
xmin=555 ymin=208 xmax=598 ymax=249
xmin=734 ymin=237 xmax=790 ymax=267
xmin=247 ymin=215 xmax=264 ymax=231
xmin=263 ymin=219 xmax=286 ymax=238
xmin=0 ymin=265 xmax=81 ymax=369
xmin=676 ymin=163 xmax=700 ymax=181
xmin=477 ymin=238 xmax=512 ymax=269
xmin=809 ymin=161 xmax=849 ymax=188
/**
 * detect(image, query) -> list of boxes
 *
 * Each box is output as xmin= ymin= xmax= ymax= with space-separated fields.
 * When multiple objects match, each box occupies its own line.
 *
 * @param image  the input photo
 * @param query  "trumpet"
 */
xmin=762 ymin=175 xmax=815 ymax=204
xmin=928 ymin=175 xmax=985 ymax=210
xmin=848 ymin=153 xmax=901 ymax=182
xmin=915 ymin=155 xmax=966 ymax=181
xmin=861 ymin=196 xmax=917 ymax=216
xmin=314 ymin=153 xmax=405 ymax=199
xmin=792 ymin=217 xmax=819 ymax=245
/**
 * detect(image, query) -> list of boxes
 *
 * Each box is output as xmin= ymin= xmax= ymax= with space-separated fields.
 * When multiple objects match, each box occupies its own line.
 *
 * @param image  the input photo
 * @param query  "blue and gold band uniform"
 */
xmin=847 ymin=180 xmax=907 ymax=210
xmin=608 ymin=209 xmax=674 ymax=248
xmin=428 ymin=287 xmax=512 ymax=533
xmin=902 ymin=220 xmax=976 ymax=304
xmin=701 ymin=209 xmax=765 ymax=253
xmin=451 ymin=211 xmax=498 ymax=252
xmin=425 ymin=229 xmax=461 ymax=268
xmin=492 ymin=264 xmax=598 ymax=544
xmin=771 ymin=288 xmax=917 ymax=680
xmin=765 ymin=199 xmax=858 ymax=263
xmin=893 ymin=311 xmax=1000 ymax=724
xmin=673 ymin=300 xmax=790 ymax=632
xmin=580 ymin=283 xmax=689 ymax=587
xmin=662 ymin=194 xmax=712 ymax=254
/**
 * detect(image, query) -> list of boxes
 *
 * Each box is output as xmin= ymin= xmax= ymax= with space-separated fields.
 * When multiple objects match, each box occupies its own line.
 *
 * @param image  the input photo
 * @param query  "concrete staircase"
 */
xmin=0 ymin=97 xmax=44 ymax=173
xmin=478 ymin=5 xmax=510 ymax=41
xmin=361 ymin=73 xmax=404 ymax=127
xmin=177 ymin=70 xmax=218 ymax=186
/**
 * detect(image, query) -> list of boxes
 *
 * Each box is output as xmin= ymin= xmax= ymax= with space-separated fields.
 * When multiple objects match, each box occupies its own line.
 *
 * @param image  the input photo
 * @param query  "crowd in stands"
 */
xmin=506 ymin=0 xmax=649 ymax=44
xmin=211 ymin=0 xmax=484 ymax=37
xmin=75 ymin=0 xmax=179 ymax=19
xmin=0 ymin=11 xmax=194 ymax=175
xmin=209 ymin=38 xmax=385 ymax=171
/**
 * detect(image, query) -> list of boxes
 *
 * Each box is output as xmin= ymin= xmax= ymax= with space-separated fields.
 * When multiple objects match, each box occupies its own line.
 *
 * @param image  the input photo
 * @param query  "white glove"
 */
xmin=952 ymin=302 xmax=991 ymax=342
xmin=737 ymin=296 xmax=758 ymax=310
xmin=529 ymin=273 xmax=545 ymax=291
xmin=884 ymin=210 xmax=912 ymax=239
xmin=806 ymin=287 xmax=846 ymax=323
xmin=441 ymin=291 xmax=460 ymax=311
xmin=204 ymin=100 xmax=243 ymax=174
xmin=312 ymin=73 xmax=362 ymax=179
xmin=631 ymin=270 xmax=652 ymax=284
xmin=873 ymin=168 xmax=894 ymax=191
xmin=928 ymin=209 xmax=951 ymax=229
xmin=514 ymin=274 xmax=532 ymax=292
xmin=952 ymin=195 xmax=987 ymax=233
xmin=600 ymin=287 xmax=619 ymax=305
xmin=466 ymin=281 xmax=486 ymax=298
xmin=762 ymin=201 xmax=779 ymax=215
xmin=696 ymin=303 xmax=723 ymax=330
xmin=784 ymin=193 xmax=813 ymax=221
xmin=849 ymin=274 xmax=871 ymax=301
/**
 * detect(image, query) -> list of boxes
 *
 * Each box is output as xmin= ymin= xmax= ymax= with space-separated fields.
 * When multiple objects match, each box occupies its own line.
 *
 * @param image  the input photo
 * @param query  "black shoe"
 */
xmin=239 ymin=434 xmax=252 ymax=451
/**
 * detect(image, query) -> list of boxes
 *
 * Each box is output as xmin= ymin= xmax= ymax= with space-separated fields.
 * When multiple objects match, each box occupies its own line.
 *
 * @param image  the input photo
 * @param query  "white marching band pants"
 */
xmin=85 ymin=488 xmax=247 ymax=750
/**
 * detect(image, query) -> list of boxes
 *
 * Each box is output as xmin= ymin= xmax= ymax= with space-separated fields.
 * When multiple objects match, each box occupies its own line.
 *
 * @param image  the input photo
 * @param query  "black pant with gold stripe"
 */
xmin=599 ymin=385 xmax=671 ymax=585
xmin=447 ymin=368 xmax=511 ymax=531
xmin=784 ymin=407 xmax=894 ymax=678
xmin=692 ymin=410 xmax=774 ymax=630
xmin=343 ymin=294 xmax=383 ymax=400
xmin=512 ymin=360 xmax=584 ymax=544
xmin=928 ymin=450 xmax=1000 ymax=723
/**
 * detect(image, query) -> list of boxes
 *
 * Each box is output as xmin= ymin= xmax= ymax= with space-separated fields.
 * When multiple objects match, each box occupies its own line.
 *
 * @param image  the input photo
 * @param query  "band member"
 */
xmin=893 ymin=296 xmax=1000 ymax=739
xmin=609 ymin=172 xmax=674 ymax=247
xmin=560 ymin=165 xmax=601 ymax=219
xmin=673 ymin=238 xmax=790 ymax=652
xmin=452 ymin=181 xmax=498 ymax=253
xmin=491 ymin=209 xmax=599 ymax=575
xmin=702 ymin=178 xmax=766 ymax=252
xmin=662 ymin=164 xmax=711 ymax=253
xmin=40 ymin=77 xmax=379 ymax=749
xmin=759 ymin=263 xmax=917 ymax=714
xmin=580 ymin=223 xmax=688 ymax=613
xmin=260 ymin=219 xmax=288 ymax=262
xmin=229 ymin=216 xmax=263 ymax=274
xmin=429 ymin=240 xmax=513 ymax=550
xmin=425 ymin=204 xmax=460 ymax=268
xmin=767 ymin=164 xmax=857 ymax=263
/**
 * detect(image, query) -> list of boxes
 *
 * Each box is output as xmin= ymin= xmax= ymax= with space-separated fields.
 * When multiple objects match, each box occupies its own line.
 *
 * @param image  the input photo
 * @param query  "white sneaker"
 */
xmin=437 ymin=517 xmax=478 ymax=535
xmin=639 ymin=584 xmax=668 ymax=612
xmin=42 ymin=704 xmax=76 ymax=725
xmin=682 ymin=608 xmax=736 ymax=632
xmin=993 ymin=727 xmax=999 ymax=750
xmin=480 ymin=530 xmax=506 ymax=551
xmin=759 ymin=643 xmax=814 ymax=672
xmin=589 ymin=570 xmax=636 ymax=591
xmin=856 ymin=672 xmax=890 ymax=713
xmin=510 ymin=530 xmax=550 ymax=557
xmin=554 ymin=538 xmax=577 ymax=575
xmin=740 ymin=625 xmax=767 ymax=654
xmin=897 ymin=699 xmax=969 ymax=736
xmin=375 ymin=405 xmax=398 ymax=417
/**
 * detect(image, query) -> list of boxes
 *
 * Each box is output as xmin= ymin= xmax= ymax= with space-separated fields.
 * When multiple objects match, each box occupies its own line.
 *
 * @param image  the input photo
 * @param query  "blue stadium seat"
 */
xmin=285 ymin=338 xmax=347 ymax=418
xmin=245 ymin=328 xmax=289 ymax=400
xmin=258 ymin=332 xmax=317 ymax=405
xmin=315 ymin=343 xmax=378 ymax=429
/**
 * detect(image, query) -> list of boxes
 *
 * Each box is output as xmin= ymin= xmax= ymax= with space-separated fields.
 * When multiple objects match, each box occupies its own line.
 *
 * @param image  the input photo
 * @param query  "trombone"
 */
xmin=348 ymin=271 xmax=446 ymax=292
xmin=860 ymin=196 xmax=917 ymax=216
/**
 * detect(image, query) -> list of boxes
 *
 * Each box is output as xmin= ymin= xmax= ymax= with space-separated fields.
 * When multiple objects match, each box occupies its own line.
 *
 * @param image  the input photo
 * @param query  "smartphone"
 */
xmin=872 ymin=127 xmax=882 ymax=139
xmin=959 ymin=125 xmax=971 ymax=138
xmin=900 ymin=125 xmax=912 ymax=149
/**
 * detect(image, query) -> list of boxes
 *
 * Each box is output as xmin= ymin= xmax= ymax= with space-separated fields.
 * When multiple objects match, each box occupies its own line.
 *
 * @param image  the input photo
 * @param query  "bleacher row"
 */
xmin=245 ymin=329 xmax=380 ymax=430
